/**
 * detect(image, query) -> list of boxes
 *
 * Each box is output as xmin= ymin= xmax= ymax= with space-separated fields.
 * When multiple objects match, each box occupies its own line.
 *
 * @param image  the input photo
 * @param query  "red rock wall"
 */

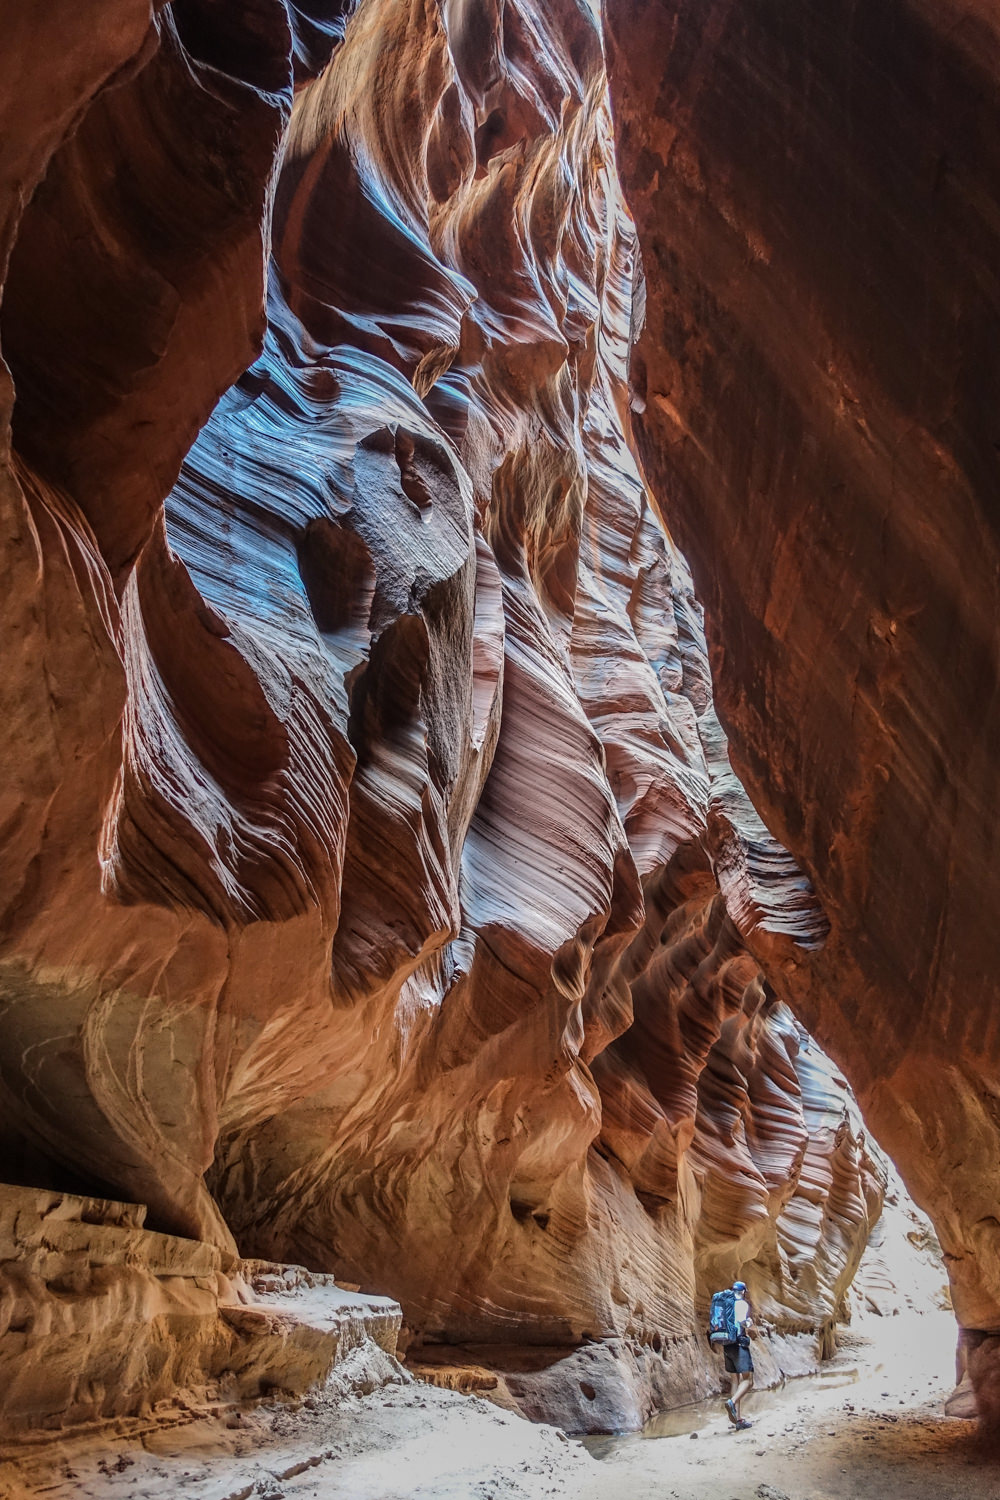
xmin=0 ymin=0 xmax=883 ymax=1427
xmin=604 ymin=0 xmax=1000 ymax=1412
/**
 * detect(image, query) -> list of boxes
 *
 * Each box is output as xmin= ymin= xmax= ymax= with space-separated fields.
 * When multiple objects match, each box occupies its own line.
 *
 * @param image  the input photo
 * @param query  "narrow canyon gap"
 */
xmin=0 ymin=0 xmax=993 ymax=1443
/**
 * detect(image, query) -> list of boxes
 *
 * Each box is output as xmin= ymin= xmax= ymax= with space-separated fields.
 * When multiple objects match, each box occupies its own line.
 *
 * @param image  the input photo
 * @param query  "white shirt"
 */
xmin=734 ymin=1297 xmax=750 ymax=1331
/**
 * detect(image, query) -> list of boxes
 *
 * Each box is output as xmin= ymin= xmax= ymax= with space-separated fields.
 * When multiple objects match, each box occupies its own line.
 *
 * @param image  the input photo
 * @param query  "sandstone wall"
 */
xmin=0 ymin=0 xmax=885 ymax=1428
xmin=603 ymin=0 xmax=1000 ymax=1418
xmin=0 ymin=1184 xmax=401 ymax=1433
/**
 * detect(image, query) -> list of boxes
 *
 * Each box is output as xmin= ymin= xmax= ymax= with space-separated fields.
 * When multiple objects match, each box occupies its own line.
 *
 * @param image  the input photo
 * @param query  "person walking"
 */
xmin=722 ymin=1280 xmax=756 ymax=1430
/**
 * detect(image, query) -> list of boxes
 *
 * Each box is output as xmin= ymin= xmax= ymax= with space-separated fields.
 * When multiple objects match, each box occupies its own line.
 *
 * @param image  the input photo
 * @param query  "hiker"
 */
xmin=722 ymin=1279 xmax=756 ymax=1429
xmin=708 ymin=1279 xmax=757 ymax=1430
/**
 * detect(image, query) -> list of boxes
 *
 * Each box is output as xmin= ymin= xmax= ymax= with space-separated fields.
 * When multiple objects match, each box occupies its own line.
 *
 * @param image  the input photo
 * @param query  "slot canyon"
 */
xmin=0 ymin=0 xmax=997 ymax=1495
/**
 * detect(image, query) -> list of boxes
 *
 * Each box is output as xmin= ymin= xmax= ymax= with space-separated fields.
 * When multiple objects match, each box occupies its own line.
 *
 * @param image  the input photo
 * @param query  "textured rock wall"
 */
xmin=0 ymin=0 xmax=884 ymax=1428
xmin=0 ymin=1184 xmax=401 ymax=1432
xmin=603 ymin=0 xmax=1000 ymax=1421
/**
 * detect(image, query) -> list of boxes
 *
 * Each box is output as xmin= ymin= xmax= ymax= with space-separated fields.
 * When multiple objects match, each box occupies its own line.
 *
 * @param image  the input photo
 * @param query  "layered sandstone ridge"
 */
xmin=1 ymin=0 xmax=882 ymax=1431
xmin=0 ymin=1184 xmax=401 ymax=1433
xmin=604 ymin=0 xmax=1000 ymax=1422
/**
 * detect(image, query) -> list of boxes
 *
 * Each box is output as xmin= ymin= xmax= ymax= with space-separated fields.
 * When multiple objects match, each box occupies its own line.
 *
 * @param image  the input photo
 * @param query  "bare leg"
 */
xmin=732 ymin=1373 xmax=753 ymax=1419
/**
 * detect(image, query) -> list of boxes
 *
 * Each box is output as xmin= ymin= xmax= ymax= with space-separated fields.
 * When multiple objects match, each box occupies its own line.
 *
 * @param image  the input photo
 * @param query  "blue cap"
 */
xmin=733 ymin=1280 xmax=747 ymax=1294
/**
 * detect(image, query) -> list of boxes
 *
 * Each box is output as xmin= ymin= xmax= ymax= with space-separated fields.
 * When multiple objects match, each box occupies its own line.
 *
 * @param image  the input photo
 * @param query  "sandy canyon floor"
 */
xmin=3 ymin=1311 xmax=998 ymax=1500
xmin=577 ymin=1311 xmax=999 ymax=1500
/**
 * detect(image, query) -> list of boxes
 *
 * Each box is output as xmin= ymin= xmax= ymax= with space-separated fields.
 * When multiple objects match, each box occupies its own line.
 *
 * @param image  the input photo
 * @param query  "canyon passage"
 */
xmin=1 ymin=0 xmax=998 ymax=1494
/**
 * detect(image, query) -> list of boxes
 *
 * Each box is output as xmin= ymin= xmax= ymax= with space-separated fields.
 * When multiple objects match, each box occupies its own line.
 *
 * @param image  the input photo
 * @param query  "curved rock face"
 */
xmin=604 ymin=0 xmax=1000 ymax=1406
xmin=1 ymin=0 xmax=885 ymax=1427
xmin=0 ymin=0 xmax=355 ymax=1254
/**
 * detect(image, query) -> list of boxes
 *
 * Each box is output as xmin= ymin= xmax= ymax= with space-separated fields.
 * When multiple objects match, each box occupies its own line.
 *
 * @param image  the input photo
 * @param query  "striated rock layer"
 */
xmin=0 ymin=1183 xmax=401 ymax=1433
xmin=603 ymin=0 xmax=1000 ymax=1421
xmin=0 ymin=0 xmax=885 ymax=1430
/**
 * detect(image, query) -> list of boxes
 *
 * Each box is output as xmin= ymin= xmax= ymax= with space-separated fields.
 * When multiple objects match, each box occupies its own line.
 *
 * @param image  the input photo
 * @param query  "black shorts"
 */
xmin=723 ymin=1341 xmax=753 ymax=1374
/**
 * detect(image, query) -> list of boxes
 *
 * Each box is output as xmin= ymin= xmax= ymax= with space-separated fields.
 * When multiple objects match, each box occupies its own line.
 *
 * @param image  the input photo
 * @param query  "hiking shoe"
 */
xmin=725 ymin=1399 xmax=738 ymax=1426
xmin=734 ymin=1418 xmax=752 ymax=1431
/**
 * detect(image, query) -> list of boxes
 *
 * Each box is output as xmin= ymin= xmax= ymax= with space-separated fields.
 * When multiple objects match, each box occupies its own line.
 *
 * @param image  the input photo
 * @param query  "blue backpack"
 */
xmin=707 ymin=1288 xmax=739 ymax=1346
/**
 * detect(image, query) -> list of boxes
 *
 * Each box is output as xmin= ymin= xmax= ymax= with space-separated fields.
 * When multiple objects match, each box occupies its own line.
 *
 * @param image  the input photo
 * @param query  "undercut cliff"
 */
xmin=604 ymin=0 xmax=1000 ymax=1422
xmin=0 ymin=0 xmax=965 ymax=1437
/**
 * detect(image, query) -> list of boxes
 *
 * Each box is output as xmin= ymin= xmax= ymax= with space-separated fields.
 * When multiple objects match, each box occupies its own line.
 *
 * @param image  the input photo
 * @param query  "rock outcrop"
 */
xmin=0 ymin=0 xmax=893 ymax=1433
xmin=603 ymin=0 xmax=1000 ymax=1422
xmin=0 ymin=1184 xmax=401 ymax=1432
